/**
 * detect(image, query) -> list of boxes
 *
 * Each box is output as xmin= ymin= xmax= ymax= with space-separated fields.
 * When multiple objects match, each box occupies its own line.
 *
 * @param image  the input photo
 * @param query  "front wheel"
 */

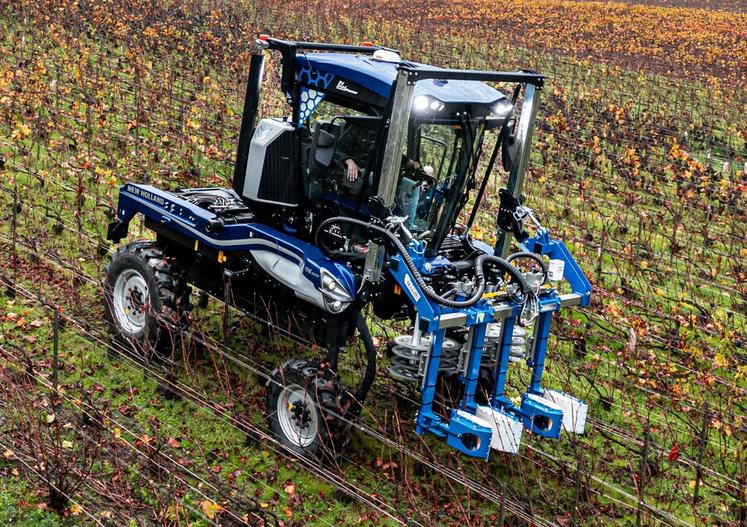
xmin=266 ymin=359 xmax=352 ymax=459
xmin=102 ymin=241 xmax=190 ymax=359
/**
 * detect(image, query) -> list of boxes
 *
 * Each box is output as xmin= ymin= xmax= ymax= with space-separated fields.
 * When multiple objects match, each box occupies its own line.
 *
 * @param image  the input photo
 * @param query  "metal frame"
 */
xmin=365 ymin=65 xmax=545 ymax=282
xmin=497 ymin=82 xmax=542 ymax=257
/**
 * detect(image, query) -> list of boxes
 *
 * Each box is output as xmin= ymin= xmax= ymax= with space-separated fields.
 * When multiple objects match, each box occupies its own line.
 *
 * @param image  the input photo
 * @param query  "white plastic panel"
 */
xmin=251 ymin=250 xmax=325 ymax=309
xmin=542 ymin=390 xmax=588 ymax=434
xmin=475 ymin=405 xmax=523 ymax=454
xmin=243 ymin=118 xmax=294 ymax=205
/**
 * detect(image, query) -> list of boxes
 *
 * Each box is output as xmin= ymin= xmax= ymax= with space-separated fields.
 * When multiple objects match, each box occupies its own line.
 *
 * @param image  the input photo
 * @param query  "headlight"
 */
xmin=321 ymin=274 xmax=338 ymax=292
xmin=492 ymin=100 xmax=513 ymax=118
xmin=413 ymin=95 xmax=444 ymax=113
xmin=413 ymin=95 xmax=430 ymax=112
xmin=319 ymin=269 xmax=352 ymax=302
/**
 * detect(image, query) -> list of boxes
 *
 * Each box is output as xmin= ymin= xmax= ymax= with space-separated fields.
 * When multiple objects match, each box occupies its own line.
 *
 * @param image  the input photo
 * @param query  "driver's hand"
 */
xmin=344 ymin=159 xmax=361 ymax=181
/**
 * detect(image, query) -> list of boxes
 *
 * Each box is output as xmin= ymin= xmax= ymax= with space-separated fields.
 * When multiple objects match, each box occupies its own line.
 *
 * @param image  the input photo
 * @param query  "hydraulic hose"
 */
xmin=316 ymin=216 xmax=530 ymax=309
xmin=507 ymin=251 xmax=548 ymax=285
xmin=353 ymin=310 xmax=377 ymax=403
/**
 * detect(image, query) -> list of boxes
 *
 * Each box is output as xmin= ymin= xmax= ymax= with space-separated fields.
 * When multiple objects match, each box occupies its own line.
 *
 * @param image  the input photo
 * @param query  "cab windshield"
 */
xmin=394 ymin=118 xmax=484 ymax=247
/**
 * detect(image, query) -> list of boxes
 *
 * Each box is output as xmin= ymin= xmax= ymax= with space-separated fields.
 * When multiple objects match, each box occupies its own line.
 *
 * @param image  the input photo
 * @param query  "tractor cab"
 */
xmin=233 ymin=39 xmax=515 ymax=256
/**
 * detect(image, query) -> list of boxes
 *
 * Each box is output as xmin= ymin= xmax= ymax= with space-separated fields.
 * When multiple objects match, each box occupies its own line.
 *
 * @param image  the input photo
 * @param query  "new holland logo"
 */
xmin=403 ymin=273 xmax=421 ymax=302
xmin=336 ymin=80 xmax=358 ymax=95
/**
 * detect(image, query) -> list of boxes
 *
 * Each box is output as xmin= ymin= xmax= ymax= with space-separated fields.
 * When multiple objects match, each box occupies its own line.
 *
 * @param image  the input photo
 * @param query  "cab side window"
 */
xmin=300 ymin=99 xmax=381 ymax=210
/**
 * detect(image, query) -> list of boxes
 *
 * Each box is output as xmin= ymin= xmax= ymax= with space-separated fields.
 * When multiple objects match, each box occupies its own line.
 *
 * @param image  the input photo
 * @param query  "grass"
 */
xmin=0 ymin=0 xmax=745 ymax=525
xmin=0 ymin=479 xmax=73 ymax=527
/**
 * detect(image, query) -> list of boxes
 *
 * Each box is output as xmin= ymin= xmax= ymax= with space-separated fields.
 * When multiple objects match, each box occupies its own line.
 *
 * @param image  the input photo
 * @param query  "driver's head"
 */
xmin=422 ymin=165 xmax=434 ymax=177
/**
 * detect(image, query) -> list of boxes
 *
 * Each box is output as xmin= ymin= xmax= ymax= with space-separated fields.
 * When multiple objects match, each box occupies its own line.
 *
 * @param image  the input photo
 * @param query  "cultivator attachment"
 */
xmin=385 ymin=223 xmax=591 ymax=459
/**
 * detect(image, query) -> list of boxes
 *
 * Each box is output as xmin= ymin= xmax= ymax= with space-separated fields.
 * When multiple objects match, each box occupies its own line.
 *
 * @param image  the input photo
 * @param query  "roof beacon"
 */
xmin=372 ymin=49 xmax=401 ymax=63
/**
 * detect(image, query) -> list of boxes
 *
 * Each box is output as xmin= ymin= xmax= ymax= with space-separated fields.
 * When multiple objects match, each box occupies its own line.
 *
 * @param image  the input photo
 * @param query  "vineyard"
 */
xmin=0 ymin=0 xmax=745 ymax=525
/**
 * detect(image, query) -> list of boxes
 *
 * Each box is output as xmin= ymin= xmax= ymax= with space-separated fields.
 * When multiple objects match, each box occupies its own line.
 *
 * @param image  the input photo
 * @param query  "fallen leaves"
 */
xmin=200 ymin=499 xmax=223 ymax=520
xmin=11 ymin=122 xmax=31 ymax=141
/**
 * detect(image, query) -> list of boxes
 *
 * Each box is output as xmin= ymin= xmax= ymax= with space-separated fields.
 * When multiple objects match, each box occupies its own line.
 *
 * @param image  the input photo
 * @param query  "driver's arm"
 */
xmin=335 ymin=129 xmax=364 ymax=181
xmin=343 ymin=158 xmax=361 ymax=181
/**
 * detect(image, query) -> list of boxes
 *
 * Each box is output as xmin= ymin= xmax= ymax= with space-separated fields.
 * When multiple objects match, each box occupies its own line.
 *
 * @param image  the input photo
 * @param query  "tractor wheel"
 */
xmin=103 ymin=241 xmax=190 ymax=360
xmin=266 ymin=359 xmax=353 ymax=459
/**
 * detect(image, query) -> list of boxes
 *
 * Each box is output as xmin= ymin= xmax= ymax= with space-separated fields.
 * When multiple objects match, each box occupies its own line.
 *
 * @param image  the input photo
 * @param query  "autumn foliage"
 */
xmin=0 ymin=0 xmax=745 ymax=525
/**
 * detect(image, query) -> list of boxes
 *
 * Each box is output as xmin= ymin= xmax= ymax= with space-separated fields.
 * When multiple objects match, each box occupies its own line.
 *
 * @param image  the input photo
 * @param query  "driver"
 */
xmin=335 ymin=122 xmax=378 ymax=196
xmin=395 ymin=159 xmax=434 ymax=229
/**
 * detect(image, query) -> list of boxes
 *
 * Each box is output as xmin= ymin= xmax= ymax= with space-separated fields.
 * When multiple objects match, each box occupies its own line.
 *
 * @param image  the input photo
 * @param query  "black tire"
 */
xmin=102 ymin=241 xmax=190 ymax=359
xmin=266 ymin=359 xmax=352 ymax=459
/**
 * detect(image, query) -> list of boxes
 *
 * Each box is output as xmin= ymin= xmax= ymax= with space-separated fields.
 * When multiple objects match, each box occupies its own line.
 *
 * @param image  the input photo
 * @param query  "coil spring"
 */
xmin=388 ymin=323 xmax=531 ymax=382
xmin=388 ymin=334 xmax=460 ymax=382
xmin=480 ymin=323 xmax=531 ymax=375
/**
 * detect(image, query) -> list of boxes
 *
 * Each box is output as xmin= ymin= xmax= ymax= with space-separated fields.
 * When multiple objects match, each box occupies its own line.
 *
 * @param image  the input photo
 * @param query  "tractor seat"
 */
xmin=309 ymin=122 xmax=341 ymax=180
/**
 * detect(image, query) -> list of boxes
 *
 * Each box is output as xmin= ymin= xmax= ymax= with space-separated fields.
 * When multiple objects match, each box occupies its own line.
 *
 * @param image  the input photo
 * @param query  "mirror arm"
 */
xmin=496 ymin=83 xmax=541 ymax=257
xmin=466 ymin=124 xmax=504 ymax=231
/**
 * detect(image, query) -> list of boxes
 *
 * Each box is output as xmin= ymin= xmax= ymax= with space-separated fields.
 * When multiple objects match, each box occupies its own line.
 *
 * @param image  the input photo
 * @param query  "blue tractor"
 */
xmin=103 ymin=37 xmax=592 ymax=460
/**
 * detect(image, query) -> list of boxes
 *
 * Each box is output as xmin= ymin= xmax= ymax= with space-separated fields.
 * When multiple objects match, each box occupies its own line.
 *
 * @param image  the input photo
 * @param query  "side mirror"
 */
xmin=501 ymin=119 xmax=517 ymax=172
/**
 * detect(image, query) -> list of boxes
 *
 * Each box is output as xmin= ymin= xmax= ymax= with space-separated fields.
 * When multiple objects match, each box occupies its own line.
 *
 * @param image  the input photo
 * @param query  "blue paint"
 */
xmin=295 ymin=53 xmax=505 ymax=106
xmin=522 ymin=229 xmax=592 ymax=306
xmin=112 ymin=178 xmax=592 ymax=457
xmin=114 ymin=184 xmax=356 ymax=298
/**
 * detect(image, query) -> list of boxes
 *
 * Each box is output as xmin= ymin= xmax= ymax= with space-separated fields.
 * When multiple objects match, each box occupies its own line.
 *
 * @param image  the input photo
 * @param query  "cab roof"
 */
xmin=295 ymin=52 xmax=506 ymax=106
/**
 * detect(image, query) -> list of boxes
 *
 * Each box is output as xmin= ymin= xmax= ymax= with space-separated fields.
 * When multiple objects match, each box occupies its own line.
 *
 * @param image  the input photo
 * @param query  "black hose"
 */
xmin=316 ymin=216 xmax=529 ymax=309
xmin=507 ymin=251 xmax=548 ymax=285
xmin=353 ymin=310 xmax=377 ymax=403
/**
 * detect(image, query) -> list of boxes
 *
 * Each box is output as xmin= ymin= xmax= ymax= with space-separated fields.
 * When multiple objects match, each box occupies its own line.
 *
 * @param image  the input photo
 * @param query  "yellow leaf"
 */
xmin=45 ymin=413 xmax=56 ymax=424
xmin=200 ymin=500 xmax=223 ymax=520
xmin=61 ymin=440 xmax=73 ymax=449
xmin=163 ymin=504 xmax=180 ymax=521
xmin=3 ymin=449 xmax=14 ymax=459
xmin=69 ymin=503 xmax=82 ymax=515
xmin=284 ymin=483 xmax=296 ymax=496
xmin=714 ymin=353 xmax=728 ymax=369
xmin=94 ymin=166 xmax=112 ymax=178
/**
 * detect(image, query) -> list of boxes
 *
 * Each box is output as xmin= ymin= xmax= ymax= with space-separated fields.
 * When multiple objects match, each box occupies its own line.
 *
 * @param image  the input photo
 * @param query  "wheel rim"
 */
xmin=276 ymin=384 xmax=319 ymax=448
xmin=112 ymin=269 xmax=150 ymax=335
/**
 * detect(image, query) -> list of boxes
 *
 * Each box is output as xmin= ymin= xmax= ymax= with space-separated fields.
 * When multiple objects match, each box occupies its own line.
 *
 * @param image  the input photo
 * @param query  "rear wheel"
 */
xmin=103 ymin=241 xmax=190 ymax=360
xmin=266 ymin=359 xmax=352 ymax=459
